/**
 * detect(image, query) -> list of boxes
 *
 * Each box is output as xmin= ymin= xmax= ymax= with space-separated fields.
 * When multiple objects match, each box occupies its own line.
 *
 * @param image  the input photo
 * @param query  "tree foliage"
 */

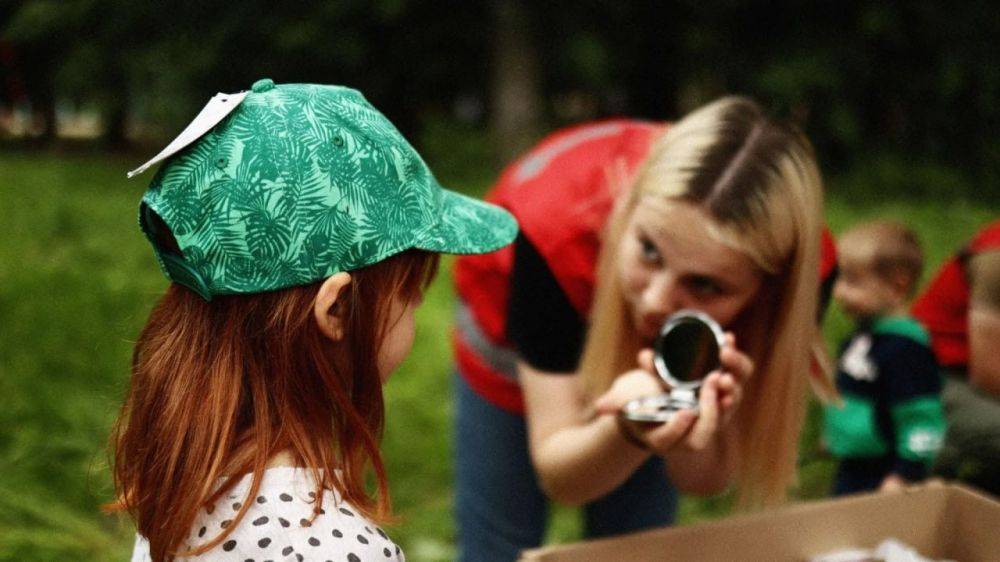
xmin=2 ymin=0 xmax=998 ymax=198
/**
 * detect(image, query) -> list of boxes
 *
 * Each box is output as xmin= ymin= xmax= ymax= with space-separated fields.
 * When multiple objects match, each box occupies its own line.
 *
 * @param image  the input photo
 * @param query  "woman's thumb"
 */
xmin=637 ymin=348 xmax=655 ymax=373
xmin=593 ymin=390 xmax=619 ymax=415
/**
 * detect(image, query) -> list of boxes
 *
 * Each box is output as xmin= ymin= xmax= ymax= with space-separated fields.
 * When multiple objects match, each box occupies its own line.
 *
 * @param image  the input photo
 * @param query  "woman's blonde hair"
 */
xmin=578 ymin=96 xmax=831 ymax=508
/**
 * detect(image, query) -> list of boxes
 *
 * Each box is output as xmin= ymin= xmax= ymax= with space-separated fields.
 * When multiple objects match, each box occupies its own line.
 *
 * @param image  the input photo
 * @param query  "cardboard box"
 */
xmin=519 ymin=483 xmax=1000 ymax=562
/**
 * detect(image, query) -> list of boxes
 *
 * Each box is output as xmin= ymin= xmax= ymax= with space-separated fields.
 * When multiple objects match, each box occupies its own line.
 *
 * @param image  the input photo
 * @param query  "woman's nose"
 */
xmin=643 ymin=272 xmax=681 ymax=316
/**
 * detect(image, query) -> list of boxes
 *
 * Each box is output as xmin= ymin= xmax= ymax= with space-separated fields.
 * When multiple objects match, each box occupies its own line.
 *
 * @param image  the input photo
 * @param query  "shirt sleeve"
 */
xmin=877 ymin=336 xmax=947 ymax=481
xmin=505 ymin=233 xmax=587 ymax=373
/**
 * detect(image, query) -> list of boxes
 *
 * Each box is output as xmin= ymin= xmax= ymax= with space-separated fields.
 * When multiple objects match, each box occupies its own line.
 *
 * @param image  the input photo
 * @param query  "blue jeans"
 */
xmin=454 ymin=372 xmax=677 ymax=562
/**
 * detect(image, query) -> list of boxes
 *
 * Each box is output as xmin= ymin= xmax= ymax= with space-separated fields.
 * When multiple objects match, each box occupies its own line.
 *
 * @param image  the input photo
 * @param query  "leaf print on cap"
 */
xmin=340 ymin=238 xmax=380 ymax=272
xmin=193 ymin=175 xmax=253 ymax=281
xmin=279 ymin=139 xmax=328 ymax=231
xmin=153 ymin=138 xmax=219 ymax=202
xmin=356 ymin=147 xmax=425 ymax=252
xmin=333 ymin=91 xmax=400 ymax=142
xmin=244 ymin=207 xmax=292 ymax=261
xmin=137 ymin=81 xmax=516 ymax=300
xmin=331 ymin=131 xmax=377 ymax=212
xmin=300 ymin=205 xmax=356 ymax=277
xmin=231 ymin=103 xmax=286 ymax=184
xmin=226 ymin=256 xmax=263 ymax=291
xmin=411 ymin=189 xmax=517 ymax=256
xmin=157 ymin=182 xmax=204 ymax=237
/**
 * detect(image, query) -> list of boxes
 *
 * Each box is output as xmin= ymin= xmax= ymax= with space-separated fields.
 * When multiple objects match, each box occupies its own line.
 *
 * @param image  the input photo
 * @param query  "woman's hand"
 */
xmin=593 ymin=332 xmax=754 ymax=456
xmin=713 ymin=332 xmax=754 ymax=427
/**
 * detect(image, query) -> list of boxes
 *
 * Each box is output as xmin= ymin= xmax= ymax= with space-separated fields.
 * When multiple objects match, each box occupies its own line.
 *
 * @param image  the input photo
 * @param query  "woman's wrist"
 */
xmin=662 ymin=423 xmax=732 ymax=465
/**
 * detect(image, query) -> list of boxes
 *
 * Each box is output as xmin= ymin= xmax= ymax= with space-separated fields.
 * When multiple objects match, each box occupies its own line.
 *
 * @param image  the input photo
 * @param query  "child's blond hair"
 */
xmin=839 ymin=221 xmax=924 ymax=297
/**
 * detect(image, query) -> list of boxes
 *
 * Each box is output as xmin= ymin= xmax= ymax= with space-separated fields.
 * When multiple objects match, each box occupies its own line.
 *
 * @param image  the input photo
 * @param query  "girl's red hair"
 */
xmin=109 ymin=250 xmax=438 ymax=561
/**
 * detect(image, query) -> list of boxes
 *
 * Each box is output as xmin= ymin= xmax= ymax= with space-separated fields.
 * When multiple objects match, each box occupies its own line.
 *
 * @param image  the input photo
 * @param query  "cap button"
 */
xmin=251 ymin=78 xmax=275 ymax=93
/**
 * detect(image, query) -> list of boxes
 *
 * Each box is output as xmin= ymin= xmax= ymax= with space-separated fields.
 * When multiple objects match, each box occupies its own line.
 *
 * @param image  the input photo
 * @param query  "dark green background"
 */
xmin=1 ymin=2 xmax=998 ymax=560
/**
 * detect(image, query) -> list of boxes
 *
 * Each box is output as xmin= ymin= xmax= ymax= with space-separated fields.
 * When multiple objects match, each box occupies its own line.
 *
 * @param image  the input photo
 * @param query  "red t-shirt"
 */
xmin=912 ymin=220 xmax=1000 ymax=368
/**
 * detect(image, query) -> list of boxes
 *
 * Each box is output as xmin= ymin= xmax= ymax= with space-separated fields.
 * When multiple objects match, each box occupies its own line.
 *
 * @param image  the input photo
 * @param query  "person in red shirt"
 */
xmin=453 ymin=97 xmax=837 ymax=561
xmin=913 ymin=220 xmax=1000 ymax=495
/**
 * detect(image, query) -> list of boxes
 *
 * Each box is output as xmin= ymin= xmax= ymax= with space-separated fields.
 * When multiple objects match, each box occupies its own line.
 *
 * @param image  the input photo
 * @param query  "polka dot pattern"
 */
xmin=128 ymin=467 xmax=404 ymax=561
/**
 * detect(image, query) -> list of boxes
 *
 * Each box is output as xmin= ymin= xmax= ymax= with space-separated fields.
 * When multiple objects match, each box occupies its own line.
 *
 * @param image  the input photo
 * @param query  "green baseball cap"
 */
xmin=131 ymin=78 xmax=517 ymax=300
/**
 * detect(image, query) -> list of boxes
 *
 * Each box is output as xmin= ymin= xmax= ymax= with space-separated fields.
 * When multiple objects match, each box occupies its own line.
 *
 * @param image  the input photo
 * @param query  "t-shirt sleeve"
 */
xmin=505 ymin=233 xmax=587 ymax=373
xmin=877 ymin=336 xmax=946 ymax=481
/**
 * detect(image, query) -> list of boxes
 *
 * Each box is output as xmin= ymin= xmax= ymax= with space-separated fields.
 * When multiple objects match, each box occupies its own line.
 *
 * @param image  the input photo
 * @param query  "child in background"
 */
xmin=824 ymin=221 xmax=946 ymax=495
xmin=914 ymin=219 xmax=1000 ymax=496
xmin=111 ymin=79 xmax=517 ymax=561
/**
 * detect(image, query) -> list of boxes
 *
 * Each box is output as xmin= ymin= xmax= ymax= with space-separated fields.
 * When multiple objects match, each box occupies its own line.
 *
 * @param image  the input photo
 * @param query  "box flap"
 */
xmin=519 ymin=483 xmax=999 ymax=562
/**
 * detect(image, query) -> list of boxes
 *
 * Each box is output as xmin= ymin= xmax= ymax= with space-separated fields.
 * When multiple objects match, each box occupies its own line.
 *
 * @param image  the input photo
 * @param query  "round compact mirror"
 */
xmin=653 ymin=310 xmax=725 ymax=389
xmin=621 ymin=310 xmax=725 ymax=424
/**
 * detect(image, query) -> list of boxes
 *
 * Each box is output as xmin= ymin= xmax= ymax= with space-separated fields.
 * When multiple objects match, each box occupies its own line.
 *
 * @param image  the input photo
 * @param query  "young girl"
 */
xmin=453 ymin=97 xmax=837 ymax=560
xmin=111 ymin=79 xmax=517 ymax=562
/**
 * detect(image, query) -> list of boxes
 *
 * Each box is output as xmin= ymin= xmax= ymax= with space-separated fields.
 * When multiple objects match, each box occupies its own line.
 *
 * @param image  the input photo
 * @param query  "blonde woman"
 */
xmin=452 ymin=97 xmax=838 ymax=561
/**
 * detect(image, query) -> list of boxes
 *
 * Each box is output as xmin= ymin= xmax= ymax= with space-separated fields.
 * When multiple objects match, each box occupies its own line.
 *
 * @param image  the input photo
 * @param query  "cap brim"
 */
xmin=413 ymin=189 xmax=518 ymax=255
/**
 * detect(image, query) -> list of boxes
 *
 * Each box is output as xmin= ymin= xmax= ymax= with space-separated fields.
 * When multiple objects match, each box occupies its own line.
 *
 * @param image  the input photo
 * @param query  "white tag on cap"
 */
xmin=127 ymin=90 xmax=248 ymax=178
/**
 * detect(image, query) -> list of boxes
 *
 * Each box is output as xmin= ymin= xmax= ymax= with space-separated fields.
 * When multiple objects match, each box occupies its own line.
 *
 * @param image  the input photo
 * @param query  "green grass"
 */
xmin=0 ymin=149 xmax=995 ymax=561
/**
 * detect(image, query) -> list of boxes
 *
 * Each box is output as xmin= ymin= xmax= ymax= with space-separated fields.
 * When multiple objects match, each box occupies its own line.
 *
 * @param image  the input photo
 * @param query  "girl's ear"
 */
xmin=314 ymin=272 xmax=353 ymax=342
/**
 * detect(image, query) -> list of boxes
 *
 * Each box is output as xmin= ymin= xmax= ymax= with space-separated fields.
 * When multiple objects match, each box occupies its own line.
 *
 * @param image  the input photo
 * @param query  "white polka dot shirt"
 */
xmin=130 ymin=467 xmax=404 ymax=562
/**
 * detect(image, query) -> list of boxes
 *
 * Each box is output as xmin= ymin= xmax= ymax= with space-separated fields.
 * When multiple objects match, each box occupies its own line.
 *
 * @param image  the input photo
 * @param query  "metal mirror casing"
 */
xmin=620 ymin=310 xmax=725 ymax=424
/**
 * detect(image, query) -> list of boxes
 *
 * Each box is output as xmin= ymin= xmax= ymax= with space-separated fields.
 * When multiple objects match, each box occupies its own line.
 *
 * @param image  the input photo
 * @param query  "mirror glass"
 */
xmin=653 ymin=313 xmax=722 ymax=387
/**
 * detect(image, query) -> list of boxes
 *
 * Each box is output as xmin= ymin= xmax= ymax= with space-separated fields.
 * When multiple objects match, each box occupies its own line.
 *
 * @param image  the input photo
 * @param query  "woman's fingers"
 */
xmin=724 ymin=332 xmax=736 ymax=348
xmin=637 ymin=348 xmax=656 ymax=374
xmin=646 ymin=409 xmax=698 ymax=452
xmin=683 ymin=373 xmax=720 ymax=450
xmin=717 ymin=373 xmax=741 ymax=403
xmin=593 ymin=392 xmax=620 ymax=415
xmin=593 ymin=369 xmax=663 ymax=414
xmin=715 ymin=372 xmax=742 ymax=424
xmin=720 ymin=332 xmax=754 ymax=383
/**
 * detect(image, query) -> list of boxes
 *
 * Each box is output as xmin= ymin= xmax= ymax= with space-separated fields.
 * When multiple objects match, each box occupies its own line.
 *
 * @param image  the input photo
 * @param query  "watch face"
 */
xmin=653 ymin=310 xmax=724 ymax=390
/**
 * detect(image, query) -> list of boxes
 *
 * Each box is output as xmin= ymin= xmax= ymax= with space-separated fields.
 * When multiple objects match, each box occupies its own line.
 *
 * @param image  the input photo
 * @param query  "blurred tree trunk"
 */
xmin=489 ymin=0 xmax=541 ymax=166
xmin=35 ymin=84 xmax=57 ymax=142
xmin=103 ymin=100 xmax=129 ymax=148
xmin=102 ymin=61 xmax=130 ymax=149
xmin=19 ymin=47 xmax=58 ymax=143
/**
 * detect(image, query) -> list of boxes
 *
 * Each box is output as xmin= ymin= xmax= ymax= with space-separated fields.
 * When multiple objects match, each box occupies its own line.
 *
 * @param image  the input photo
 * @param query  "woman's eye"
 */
xmin=638 ymin=236 xmax=661 ymax=264
xmin=690 ymin=277 xmax=723 ymax=297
